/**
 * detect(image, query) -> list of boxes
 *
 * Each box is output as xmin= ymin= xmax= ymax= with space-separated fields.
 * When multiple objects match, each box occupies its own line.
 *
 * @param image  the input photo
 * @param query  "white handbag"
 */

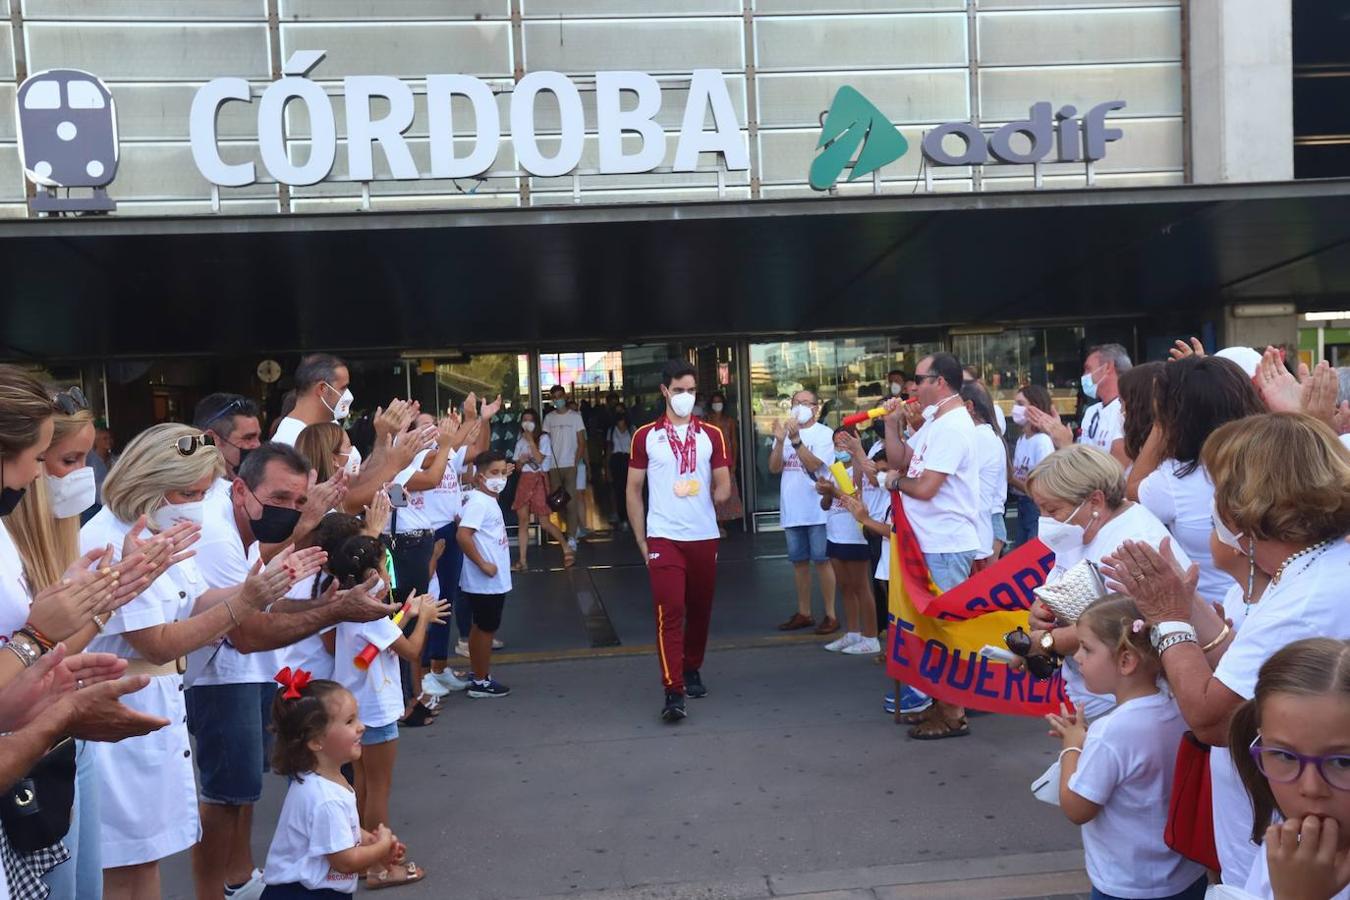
xmin=1033 ymin=559 xmax=1108 ymax=623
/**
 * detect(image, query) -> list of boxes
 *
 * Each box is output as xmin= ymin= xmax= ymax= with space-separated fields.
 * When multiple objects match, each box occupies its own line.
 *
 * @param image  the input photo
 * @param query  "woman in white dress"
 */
xmin=83 ymin=424 xmax=306 ymax=900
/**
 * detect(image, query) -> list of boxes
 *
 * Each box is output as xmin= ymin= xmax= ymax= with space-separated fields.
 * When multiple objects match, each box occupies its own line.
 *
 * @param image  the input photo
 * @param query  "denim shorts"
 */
xmin=826 ymin=540 xmax=870 ymax=562
xmin=361 ymin=721 xmax=399 ymax=746
xmin=784 ymin=524 xmax=827 ymax=563
xmin=186 ymin=682 xmax=274 ymax=805
xmin=923 ymin=551 xmax=975 ymax=592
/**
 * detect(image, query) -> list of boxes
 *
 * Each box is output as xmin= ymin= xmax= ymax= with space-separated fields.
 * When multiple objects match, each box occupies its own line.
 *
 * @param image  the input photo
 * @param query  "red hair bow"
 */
xmin=274 ymin=666 xmax=311 ymax=700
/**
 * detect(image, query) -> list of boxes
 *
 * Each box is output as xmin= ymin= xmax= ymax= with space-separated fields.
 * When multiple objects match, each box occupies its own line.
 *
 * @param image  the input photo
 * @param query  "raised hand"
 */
xmin=462 ymin=391 xmax=479 ymax=422
xmin=267 ymin=544 xmax=327 ymax=589
xmin=27 ymin=550 xmax=118 ymax=641
xmin=392 ymin=423 xmax=438 ymax=468
xmin=1024 ymin=405 xmax=1073 ymax=448
xmin=1302 ymin=361 xmax=1339 ymax=426
xmin=1256 ymin=346 xmax=1302 ymax=413
xmin=480 ymin=394 xmax=504 ymax=421
xmin=1100 ymin=537 xmax=1198 ymax=624
xmin=1168 ymin=338 xmax=1205 ymax=361
xmin=1044 ymin=702 xmax=1086 ymax=748
xmin=771 ymin=419 xmax=785 ymax=442
xmin=374 ymin=400 xmax=414 ymax=440
xmin=237 ymin=556 xmax=293 ymax=612
xmin=363 ymin=488 xmax=392 ymax=537
xmin=300 ymin=469 xmax=349 ymax=533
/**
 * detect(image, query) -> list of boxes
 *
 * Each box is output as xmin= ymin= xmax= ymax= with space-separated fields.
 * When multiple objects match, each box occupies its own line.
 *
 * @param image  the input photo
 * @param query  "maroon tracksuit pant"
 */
xmin=646 ymin=537 xmax=719 ymax=694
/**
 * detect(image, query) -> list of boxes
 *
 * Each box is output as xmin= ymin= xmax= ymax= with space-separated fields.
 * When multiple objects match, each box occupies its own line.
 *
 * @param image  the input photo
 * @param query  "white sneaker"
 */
xmin=824 ymin=633 xmax=861 ymax=653
xmin=567 ymin=538 xmax=578 ymax=552
xmin=491 ymin=637 xmax=505 ymax=650
xmin=454 ymin=639 xmax=470 ymax=658
xmin=425 ymin=670 xmax=470 ymax=694
xmin=224 ymin=870 xmax=265 ymax=900
xmin=843 ymin=636 xmax=883 ymax=655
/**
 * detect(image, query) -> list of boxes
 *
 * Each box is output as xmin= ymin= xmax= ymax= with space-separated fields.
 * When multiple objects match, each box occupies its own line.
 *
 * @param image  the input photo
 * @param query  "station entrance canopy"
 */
xmin=4 ymin=178 xmax=1350 ymax=361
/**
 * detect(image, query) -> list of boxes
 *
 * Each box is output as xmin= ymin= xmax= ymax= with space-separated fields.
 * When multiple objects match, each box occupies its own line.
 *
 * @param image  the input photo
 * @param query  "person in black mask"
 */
xmin=195 ymin=393 xmax=262 ymax=480
xmin=188 ymin=441 xmax=390 ymax=900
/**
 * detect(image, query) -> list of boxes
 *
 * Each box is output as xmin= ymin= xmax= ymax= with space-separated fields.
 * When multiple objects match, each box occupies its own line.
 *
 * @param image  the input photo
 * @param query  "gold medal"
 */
xmin=684 ymin=479 xmax=701 ymax=496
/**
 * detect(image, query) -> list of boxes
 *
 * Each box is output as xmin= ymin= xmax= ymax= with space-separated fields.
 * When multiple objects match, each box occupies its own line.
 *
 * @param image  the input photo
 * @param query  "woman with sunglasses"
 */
xmin=81 ymin=423 xmax=316 ymax=900
xmin=1101 ymin=414 xmax=1350 ymax=889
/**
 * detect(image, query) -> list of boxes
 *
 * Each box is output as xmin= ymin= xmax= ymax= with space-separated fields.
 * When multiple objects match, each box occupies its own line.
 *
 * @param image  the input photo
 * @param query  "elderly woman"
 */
xmin=82 ymin=424 xmax=309 ymax=900
xmin=1103 ymin=412 xmax=1350 ymax=887
xmin=1024 ymin=444 xmax=1214 ymax=719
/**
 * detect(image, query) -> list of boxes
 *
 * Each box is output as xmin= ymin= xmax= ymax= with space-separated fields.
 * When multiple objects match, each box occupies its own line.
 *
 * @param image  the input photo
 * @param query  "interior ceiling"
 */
xmin=5 ymin=178 xmax=1350 ymax=361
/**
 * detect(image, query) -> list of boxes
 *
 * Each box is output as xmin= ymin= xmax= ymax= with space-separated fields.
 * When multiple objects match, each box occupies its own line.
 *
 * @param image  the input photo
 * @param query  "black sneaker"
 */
xmin=684 ymin=669 xmax=707 ymax=699
xmin=467 ymin=678 xmax=511 ymax=699
xmin=661 ymin=691 xmax=687 ymax=723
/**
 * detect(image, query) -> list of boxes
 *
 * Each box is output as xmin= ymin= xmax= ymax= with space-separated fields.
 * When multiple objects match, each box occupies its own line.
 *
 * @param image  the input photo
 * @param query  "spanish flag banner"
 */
xmin=885 ymin=495 xmax=1071 ymax=717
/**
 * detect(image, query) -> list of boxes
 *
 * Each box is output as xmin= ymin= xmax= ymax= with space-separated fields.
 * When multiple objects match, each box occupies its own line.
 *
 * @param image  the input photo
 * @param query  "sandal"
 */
xmin=399 ymin=702 xmax=436 ymax=728
xmin=562 ymin=548 xmax=576 ymax=568
xmin=908 ymin=715 xmax=970 ymax=741
xmin=511 ymin=562 xmax=527 ymax=572
xmin=366 ymin=862 xmax=425 ymax=890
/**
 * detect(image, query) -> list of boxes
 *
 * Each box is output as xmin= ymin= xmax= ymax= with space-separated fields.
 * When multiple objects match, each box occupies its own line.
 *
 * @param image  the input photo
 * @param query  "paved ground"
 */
xmin=161 ymin=526 xmax=1088 ymax=899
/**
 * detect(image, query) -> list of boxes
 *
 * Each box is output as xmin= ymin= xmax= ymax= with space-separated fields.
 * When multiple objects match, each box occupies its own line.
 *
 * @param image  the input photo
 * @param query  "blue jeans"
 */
xmin=923 ymin=551 xmax=975 ymax=592
xmin=41 ymin=740 xmax=102 ymax=899
xmin=1091 ymin=875 xmax=1207 ymax=900
xmin=1015 ymin=493 xmax=1040 ymax=545
xmin=428 ymin=522 xmax=471 ymax=645
xmin=784 ymin=524 xmax=827 ymax=563
xmin=186 ymin=682 xmax=274 ymax=804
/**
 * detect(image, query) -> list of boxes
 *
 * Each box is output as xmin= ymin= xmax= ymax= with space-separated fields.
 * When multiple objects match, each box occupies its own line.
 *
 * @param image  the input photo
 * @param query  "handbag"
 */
xmin=0 ymin=737 xmax=76 ymax=853
xmin=1033 ymin=559 xmax=1107 ymax=623
xmin=1164 ymin=731 xmax=1221 ymax=871
xmin=544 ymin=440 xmax=570 ymax=513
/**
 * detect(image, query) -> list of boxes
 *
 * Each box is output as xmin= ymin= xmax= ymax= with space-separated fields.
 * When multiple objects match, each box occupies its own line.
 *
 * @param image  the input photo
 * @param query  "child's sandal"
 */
xmin=366 ymin=862 xmax=425 ymax=890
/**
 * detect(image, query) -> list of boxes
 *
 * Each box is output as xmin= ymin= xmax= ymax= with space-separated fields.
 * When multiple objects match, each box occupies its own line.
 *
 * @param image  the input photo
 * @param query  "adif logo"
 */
xmin=16 ymin=69 xmax=120 ymax=213
xmin=810 ymin=86 xmax=1126 ymax=191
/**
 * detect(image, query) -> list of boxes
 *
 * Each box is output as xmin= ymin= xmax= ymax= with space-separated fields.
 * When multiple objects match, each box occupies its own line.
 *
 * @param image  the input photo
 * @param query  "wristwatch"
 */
xmin=1149 ymin=621 xmax=1196 ymax=652
xmin=1038 ymin=630 xmax=1056 ymax=653
xmin=790 ymin=439 xmax=802 ymax=448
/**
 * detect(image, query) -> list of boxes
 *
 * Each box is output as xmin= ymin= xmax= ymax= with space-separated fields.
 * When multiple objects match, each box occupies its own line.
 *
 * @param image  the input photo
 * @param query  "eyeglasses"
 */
xmin=53 ymin=386 xmax=88 ymax=415
xmin=1003 ymin=627 xmax=1062 ymax=681
xmin=1249 ymin=736 xmax=1350 ymax=791
xmin=172 ymin=433 xmax=215 ymax=456
xmin=202 ymin=396 xmax=247 ymax=427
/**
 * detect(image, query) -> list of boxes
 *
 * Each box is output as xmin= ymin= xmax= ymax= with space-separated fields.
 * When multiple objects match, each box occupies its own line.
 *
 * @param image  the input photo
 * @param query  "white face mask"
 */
xmin=153 ymin=498 xmax=204 ymax=532
xmin=484 ymin=476 xmax=509 ymax=494
xmin=793 ymin=404 xmax=814 ymax=425
xmin=874 ymin=470 xmax=888 ymax=489
xmin=324 ymin=384 xmax=354 ymax=420
xmin=711 ymin=402 xmax=724 ymax=413
xmin=669 ymin=392 xmax=696 ymax=418
xmin=46 ymin=467 xmax=96 ymax=519
xmin=1011 ymin=405 xmax=1028 ymax=426
xmin=344 ymin=445 xmax=362 ymax=476
xmin=921 ymin=393 xmax=958 ymax=424
xmin=889 ymin=382 xmax=903 ymax=397
xmin=1037 ymin=501 xmax=1087 ymax=553
xmin=521 ymin=420 xmax=536 ymax=433
xmin=1212 ymin=501 xmax=1246 ymax=554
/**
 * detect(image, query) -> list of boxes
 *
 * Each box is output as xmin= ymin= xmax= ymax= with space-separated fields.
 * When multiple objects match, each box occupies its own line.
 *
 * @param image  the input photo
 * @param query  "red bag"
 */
xmin=1165 ymin=731 xmax=1221 ymax=872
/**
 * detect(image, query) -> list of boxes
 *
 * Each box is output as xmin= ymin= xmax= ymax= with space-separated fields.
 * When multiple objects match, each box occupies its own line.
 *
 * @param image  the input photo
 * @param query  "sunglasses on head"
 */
xmin=1003 ymin=626 xmax=1062 ymax=681
xmin=53 ymin=386 xmax=88 ymax=415
xmin=172 ymin=433 xmax=215 ymax=456
xmin=203 ymin=396 xmax=247 ymax=426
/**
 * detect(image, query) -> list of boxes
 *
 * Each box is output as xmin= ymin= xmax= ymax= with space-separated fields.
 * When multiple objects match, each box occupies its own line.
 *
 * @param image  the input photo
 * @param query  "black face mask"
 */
xmin=233 ymin=445 xmax=254 ymax=470
xmin=0 ymin=458 xmax=24 ymax=517
xmin=245 ymin=485 xmax=301 ymax=543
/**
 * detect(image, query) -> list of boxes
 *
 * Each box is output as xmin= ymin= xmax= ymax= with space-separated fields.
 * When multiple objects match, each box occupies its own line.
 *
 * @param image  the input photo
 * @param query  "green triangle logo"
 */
xmin=809 ymin=86 xmax=908 ymax=191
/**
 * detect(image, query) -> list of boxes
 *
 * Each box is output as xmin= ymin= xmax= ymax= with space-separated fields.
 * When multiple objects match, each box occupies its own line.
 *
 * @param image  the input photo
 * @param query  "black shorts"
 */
xmin=462 ymin=591 xmax=507 ymax=633
xmin=826 ymin=540 xmax=870 ymax=562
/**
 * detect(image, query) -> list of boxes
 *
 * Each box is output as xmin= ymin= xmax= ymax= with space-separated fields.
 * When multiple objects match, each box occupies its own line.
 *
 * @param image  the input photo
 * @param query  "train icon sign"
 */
xmin=16 ymin=69 xmax=119 ymax=213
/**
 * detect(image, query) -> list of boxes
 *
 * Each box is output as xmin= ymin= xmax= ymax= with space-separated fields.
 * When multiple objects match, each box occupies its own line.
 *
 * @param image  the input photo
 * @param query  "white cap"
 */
xmin=1215 ymin=346 xmax=1261 ymax=379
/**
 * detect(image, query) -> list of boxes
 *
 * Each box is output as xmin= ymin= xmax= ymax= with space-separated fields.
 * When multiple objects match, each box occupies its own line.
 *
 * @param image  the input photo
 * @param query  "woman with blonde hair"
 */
xmin=1104 ymin=412 xmax=1350 ymax=887
xmin=295 ymin=421 xmax=355 ymax=486
xmin=82 ymin=423 xmax=316 ymax=900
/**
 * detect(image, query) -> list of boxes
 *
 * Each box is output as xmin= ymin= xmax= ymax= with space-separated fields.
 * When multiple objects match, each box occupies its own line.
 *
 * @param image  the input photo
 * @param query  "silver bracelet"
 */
xmin=4 ymin=639 xmax=37 ymax=669
xmin=1158 ymin=632 xmax=1198 ymax=655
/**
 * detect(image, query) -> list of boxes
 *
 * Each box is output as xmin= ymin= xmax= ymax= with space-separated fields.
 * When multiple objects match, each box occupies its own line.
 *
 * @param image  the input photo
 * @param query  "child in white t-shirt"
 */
xmin=1225 ymin=638 xmax=1350 ymax=900
xmin=323 ymin=536 xmax=448 ymax=889
xmin=262 ymin=673 xmax=405 ymax=897
xmin=1046 ymin=595 xmax=1207 ymax=900
xmin=456 ymin=450 xmax=514 ymax=699
xmin=814 ymin=427 xmax=881 ymax=656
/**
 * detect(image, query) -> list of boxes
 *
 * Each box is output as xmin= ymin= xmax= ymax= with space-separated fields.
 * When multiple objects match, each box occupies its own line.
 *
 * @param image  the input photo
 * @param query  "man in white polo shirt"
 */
xmin=1076 ymin=343 xmax=1131 ymax=468
xmin=544 ymin=385 xmax=588 ymax=550
xmin=627 ymin=359 xmax=732 ymax=724
xmin=882 ymin=352 xmax=982 ymax=741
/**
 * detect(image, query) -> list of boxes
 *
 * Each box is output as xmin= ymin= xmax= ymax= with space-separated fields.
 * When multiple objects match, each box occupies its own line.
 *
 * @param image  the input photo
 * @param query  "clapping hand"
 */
xmin=1100 ymin=537 xmax=1197 ymax=624
xmin=267 ymin=544 xmax=326 ymax=589
xmin=1256 ymin=347 xmax=1302 ymax=414
xmin=331 ymin=574 xmax=390 ymax=622
xmin=300 ymin=469 xmax=349 ymax=533
xmin=374 ymin=399 xmax=415 ymax=440
xmin=55 ymin=675 xmax=170 ymax=743
xmin=480 ymin=394 xmax=504 ymax=421
xmin=0 ymin=643 xmax=129 ymax=731
xmin=1168 ymin=338 xmax=1205 ymax=361
xmin=363 ymin=488 xmax=392 ymax=537
xmin=26 ymin=545 xmax=120 ymax=642
xmin=1024 ymin=405 xmax=1073 ymax=448
xmin=237 ymin=556 xmax=294 ymax=612
xmin=414 ymin=592 xmax=451 ymax=625
xmin=1302 ymin=361 xmax=1340 ymax=426
xmin=1044 ymin=702 xmax=1086 ymax=749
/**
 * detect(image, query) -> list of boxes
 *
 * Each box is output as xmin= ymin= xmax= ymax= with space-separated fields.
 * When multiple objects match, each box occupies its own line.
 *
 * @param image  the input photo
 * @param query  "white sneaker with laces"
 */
xmin=843 ymin=636 xmax=883 ymax=655
xmin=454 ymin=639 xmax=470 ymax=658
xmin=427 ymin=670 xmax=471 ymax=693
xmin=491 ymin=637 xmax=505 ymax=650
xmin=224 ymin=869 xmax=265 ymax=900
xmin=824 ymin=633 xmax=861 ymax=652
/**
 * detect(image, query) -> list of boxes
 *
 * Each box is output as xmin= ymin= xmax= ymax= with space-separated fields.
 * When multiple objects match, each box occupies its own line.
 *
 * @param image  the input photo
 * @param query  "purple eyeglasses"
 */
xmin=1249 ymin=736 xmax=1350 ymax=791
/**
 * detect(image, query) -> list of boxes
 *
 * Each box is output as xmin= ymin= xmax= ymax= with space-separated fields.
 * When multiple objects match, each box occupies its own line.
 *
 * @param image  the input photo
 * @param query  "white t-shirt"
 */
xmin=1138 ymin=461 xmax=1233 ymax=603
xmin=272 ymin=416 xmax=308 ymax=447
xmin=191 ymin=479 xmax=278 ymax=685
xmin=334 ymin=614 xmax=404 ymax=729
xmin=276 ymin=574 xmax=335 ymax=681
xmin=514 ymin=434 xmax=551 ymax=474
xmin=420 ymin=446 xmax=469 ymax=531
xmin=1046 ymin=502 xmax=1192 ymax=720
xmin=1068 ymin=691 xmax=1206 ymax=898
xmin=543 ymin=408 xmax=586 ymax=467
xmin=1209 ymin=581 xmax=1258 ymax=888
xmin=991 ymin=401 xmax=1008 ymax=436
xmin=1211 ymin=540 xmax=1350 ymax=884
xmin=610 ymin=427 xmax=633 ymax=455
xmin=1012 ymin=432 xmax=1055 ymax=496
xmin=1078 ymin=398 xmax=1123 ymax=456
xmin=972 ymin=423 xmax=1008 ymax=558
xmin=0 ymin=524 xmax=30 ymax=639
xmin=458 ymin=489 xmax=511 ymax=595
xmin=628 ymin=417 xmax=730 ymax=543
xmin=263 ymin=773 xmax=361 ymax=893
xmin=779 ymin=422 xmax=834 ymax=528
xmin=903 ymin=406 xmax=981 ymax=554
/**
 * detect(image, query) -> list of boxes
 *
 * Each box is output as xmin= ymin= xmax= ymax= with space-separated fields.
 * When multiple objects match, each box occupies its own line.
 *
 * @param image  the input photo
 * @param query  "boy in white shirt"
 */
xmin=456 ymin=451 xmax=514 ymax=699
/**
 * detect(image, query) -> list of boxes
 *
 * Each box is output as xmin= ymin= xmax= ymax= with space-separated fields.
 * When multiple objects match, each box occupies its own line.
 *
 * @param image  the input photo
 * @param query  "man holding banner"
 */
xmin=881 ymin=353 xmax=983 ymax=739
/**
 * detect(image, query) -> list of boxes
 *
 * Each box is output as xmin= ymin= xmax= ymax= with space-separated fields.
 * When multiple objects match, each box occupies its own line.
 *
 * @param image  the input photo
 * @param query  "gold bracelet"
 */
xmin=1201 ymin=622 xmax=1231 ymax=653
xmin=222 ymin=599 xmax=241 ymax=627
